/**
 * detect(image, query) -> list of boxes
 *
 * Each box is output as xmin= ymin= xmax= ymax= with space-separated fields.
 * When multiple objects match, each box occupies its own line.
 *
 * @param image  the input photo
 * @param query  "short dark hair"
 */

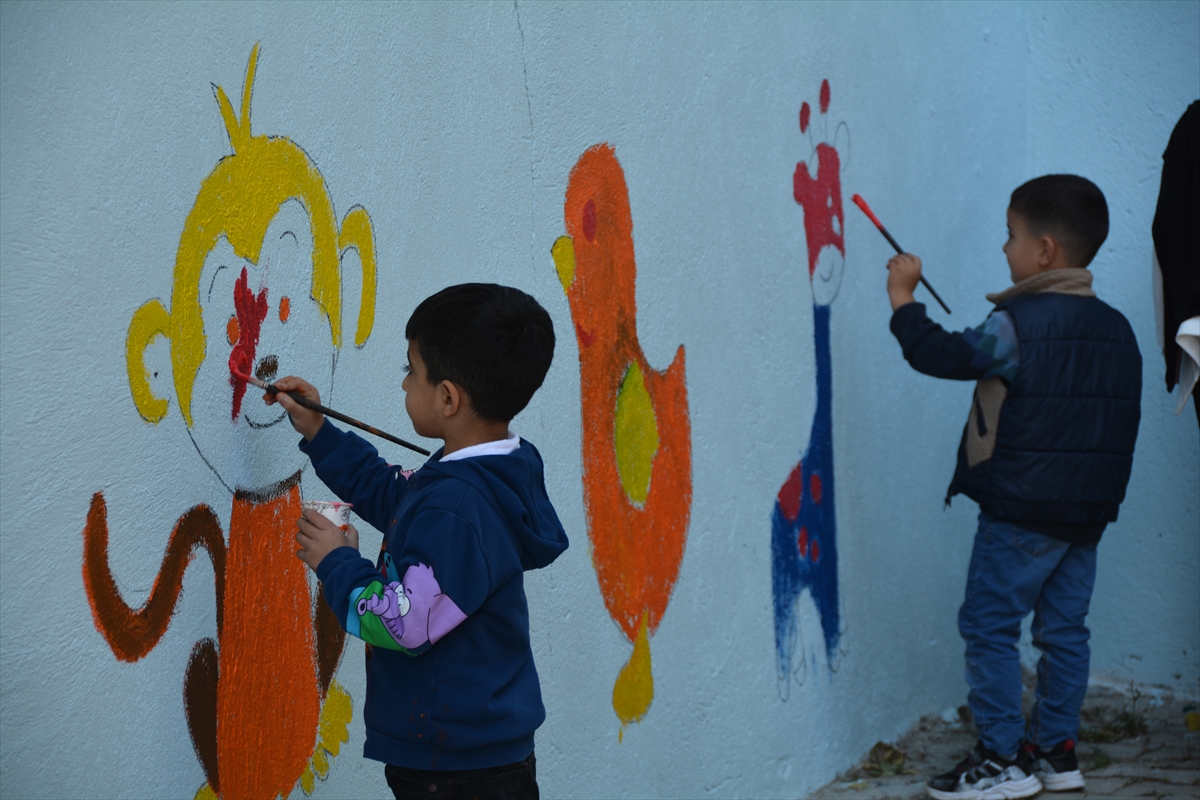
xmin=1009 ymin=174 xmax=1109 ymax=267
xmin=405 ymin=283 xmax=555 ymax=423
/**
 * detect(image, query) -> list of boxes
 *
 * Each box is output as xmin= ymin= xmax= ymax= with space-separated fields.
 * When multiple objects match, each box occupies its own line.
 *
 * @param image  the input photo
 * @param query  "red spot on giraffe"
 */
xmin=811 ymin=538 xmax=821 ymax=563
xmin=800 ymin=102 xmax=811 ymax=134
xmin=798 ymin=527 xmax=809 ymax=559
xmin=810 ymin=473 xmax=823 ymax=504
xmin=819 ymin=79 xmax=830 ymax=113
xmin=778 ymin=463 xmax=802 ymax=522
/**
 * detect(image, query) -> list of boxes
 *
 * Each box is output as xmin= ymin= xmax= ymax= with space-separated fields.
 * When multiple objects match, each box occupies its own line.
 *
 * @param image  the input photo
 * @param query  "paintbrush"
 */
xmin=230 ymin=360 xmax=431 ymax=457
xmin=851 ymin=193 xmax=952 ymax=314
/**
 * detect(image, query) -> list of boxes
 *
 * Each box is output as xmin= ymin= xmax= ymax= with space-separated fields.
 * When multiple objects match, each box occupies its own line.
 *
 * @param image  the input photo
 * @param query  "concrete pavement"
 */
xmin=808 ymin=684 xmax=1199 ymax=799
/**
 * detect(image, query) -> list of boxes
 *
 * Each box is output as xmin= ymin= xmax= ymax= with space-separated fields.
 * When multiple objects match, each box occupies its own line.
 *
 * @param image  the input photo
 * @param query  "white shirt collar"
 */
xmin=439 ymin=430 xmax=520 ymax=462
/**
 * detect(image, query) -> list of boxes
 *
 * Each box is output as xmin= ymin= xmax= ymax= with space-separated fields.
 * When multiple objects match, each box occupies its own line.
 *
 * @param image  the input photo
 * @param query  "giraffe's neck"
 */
xmin=810 ymin=303 xmax=833 ymax=443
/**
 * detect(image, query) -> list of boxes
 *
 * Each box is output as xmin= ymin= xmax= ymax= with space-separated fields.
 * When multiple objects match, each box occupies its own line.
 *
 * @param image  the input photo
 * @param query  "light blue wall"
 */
xmin=1 ymin=3 xmax=1196 ymax=798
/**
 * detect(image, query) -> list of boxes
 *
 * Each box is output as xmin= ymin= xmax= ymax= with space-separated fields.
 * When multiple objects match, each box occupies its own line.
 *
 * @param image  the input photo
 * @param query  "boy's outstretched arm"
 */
xmin=266 ymin=375 xmax=415 ymax=532
xmin=887 ymin=254 xmax=1018 ymax=381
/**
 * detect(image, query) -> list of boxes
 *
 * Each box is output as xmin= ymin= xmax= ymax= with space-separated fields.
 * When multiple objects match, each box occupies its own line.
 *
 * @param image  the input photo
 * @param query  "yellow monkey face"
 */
xmin=126 ymin=45 xmax=377 ymax=494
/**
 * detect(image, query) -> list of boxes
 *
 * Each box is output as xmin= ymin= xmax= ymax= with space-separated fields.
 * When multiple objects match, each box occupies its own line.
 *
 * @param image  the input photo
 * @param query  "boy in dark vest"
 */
xmin=886 ymin=175 xmax=1141 ymax=800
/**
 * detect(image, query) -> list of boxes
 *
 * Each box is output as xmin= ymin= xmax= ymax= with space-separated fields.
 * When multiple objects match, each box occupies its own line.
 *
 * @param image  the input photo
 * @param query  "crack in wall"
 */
xmin=514 ymin=0 xmax=537 ymax=279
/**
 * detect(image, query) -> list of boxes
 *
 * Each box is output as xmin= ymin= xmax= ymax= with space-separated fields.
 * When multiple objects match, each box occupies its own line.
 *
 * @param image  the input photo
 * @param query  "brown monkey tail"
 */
xmin=82 ymin=493 xmax=227 ymax=662
xmin=313 ymin=583 xmax=347 ymax=697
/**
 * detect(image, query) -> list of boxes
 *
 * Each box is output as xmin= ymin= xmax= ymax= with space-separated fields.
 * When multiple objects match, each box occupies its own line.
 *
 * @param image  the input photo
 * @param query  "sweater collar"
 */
xmin=986 ymin=268 xmax=1096 ymax=304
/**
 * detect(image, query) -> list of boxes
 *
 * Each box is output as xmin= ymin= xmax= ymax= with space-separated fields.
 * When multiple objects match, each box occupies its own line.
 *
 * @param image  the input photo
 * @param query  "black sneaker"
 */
xmin=1032 ymin=739 xmax=1085 ymax=791
xmin=926 ymin=741 xmax=1043 ymax=799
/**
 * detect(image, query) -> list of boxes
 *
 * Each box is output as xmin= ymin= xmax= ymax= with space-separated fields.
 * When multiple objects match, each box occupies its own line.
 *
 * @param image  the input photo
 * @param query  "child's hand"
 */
xmin=265 ymin=376 xmax=325 ymax=442
xmin=295 ymin=508 xmax=359 ymax=572
xmin=887 ymin=253 xmax=922 ymax=311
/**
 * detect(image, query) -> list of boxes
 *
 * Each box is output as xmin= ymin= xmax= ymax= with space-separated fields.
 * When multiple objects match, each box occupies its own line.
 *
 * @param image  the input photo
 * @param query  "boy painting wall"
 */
xmin=884 ymin=175 xmax=1141 ymax=800
xmin=269 ymin=283 xmax=567 ymax=800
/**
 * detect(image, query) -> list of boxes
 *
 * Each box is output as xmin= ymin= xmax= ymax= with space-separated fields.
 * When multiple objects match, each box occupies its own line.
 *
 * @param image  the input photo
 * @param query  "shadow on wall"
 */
xmin=552 ymin=144 xmax=693 ymax=741
xmin=771 ymin=79 xmax=849 ymax=700
xmin=81 ymin=45 xmax=378 ymax=799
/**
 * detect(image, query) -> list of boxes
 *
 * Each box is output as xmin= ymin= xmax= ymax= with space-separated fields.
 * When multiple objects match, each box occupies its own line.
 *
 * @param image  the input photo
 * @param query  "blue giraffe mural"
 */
xmin=771 ymin=79 xmax=848 ymax=696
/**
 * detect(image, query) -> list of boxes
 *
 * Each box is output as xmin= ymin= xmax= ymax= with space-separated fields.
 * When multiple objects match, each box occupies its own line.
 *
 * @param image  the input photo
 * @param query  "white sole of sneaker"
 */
xmin=1039 ymin=769 xmax=1085 ymax=791
xmin=926 ymin=775 xmax=1043 ymax=800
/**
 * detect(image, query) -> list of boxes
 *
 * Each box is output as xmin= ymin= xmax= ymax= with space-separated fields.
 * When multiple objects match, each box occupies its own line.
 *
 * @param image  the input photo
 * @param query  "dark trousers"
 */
xmin=385 ymin=751 xmax=538 ymax=800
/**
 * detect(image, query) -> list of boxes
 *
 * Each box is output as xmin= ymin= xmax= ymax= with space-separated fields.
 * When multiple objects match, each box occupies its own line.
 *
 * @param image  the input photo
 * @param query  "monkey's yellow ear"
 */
xmin=127 ymin=300 xmax=172 ymax=423
xmin=339 ymin=206 xmax=377 ymax=348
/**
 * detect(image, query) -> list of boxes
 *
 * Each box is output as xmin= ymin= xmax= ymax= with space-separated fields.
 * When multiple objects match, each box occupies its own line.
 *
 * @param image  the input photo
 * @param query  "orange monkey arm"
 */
xmin=82 ymin=493 xmax=226 ymax=662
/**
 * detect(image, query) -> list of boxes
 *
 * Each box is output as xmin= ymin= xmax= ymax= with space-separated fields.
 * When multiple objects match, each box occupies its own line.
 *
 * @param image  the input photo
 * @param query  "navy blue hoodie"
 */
xmin=303 ymin=422 xmax=568 ymax=770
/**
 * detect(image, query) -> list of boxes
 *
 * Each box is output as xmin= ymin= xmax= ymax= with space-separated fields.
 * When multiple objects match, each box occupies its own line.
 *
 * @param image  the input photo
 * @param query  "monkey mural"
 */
xmin=82 ymin=45 xmax=377 ymax=799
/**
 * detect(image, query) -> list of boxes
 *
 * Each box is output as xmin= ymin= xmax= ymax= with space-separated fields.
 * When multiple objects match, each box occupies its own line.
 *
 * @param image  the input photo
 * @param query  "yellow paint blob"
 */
xmin=612 ymin=612 xmax=653 ymax=741
xmin=614 ymin=361 xmax=659 ymax=506
xmin=192 ymin=784 xmax=218 ymax=800
xmin=551 ymin=235 xmax=575 ymax=293
xmin=299 ymin=680 xmax=353 ymax=795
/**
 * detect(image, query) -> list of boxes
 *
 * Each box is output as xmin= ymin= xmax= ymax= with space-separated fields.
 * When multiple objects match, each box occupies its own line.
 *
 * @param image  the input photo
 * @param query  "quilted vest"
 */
xmin=947 ymin=293 xmax=1141 ymax=526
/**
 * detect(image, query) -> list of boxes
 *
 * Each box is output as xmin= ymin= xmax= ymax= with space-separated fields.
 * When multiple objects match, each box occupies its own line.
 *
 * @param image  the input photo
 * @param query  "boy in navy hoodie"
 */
xmin=886 ymin=176 xmax=1140 ymax=800
xmin=268 ymin=283 xmax=567 ymax=800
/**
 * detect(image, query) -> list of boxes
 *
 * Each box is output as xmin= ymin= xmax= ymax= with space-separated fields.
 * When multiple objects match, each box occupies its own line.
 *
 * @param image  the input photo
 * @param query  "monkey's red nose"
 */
xmin=228 ymin=267 xmax=268 ymax=421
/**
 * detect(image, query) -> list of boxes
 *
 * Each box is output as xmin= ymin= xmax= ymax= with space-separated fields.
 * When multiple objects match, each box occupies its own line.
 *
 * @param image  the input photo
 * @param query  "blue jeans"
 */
xmin=959 ymin=513 xmax=1098 ymax=756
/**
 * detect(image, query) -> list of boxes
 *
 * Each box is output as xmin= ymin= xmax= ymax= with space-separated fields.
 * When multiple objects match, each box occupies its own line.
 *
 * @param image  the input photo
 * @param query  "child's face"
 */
xmin=402 ymin=340 xmax=442 ymax=439
xmin=1003 ymin=208 xmax=1047 ymax=284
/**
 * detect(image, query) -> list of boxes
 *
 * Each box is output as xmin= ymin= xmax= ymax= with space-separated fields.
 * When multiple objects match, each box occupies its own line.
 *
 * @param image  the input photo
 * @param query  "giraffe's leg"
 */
xmin=184 ymin=638 xmax=220 ymax=794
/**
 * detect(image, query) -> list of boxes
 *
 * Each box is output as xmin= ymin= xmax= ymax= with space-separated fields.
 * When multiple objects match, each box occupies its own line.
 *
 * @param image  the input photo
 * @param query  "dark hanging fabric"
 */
xmin=1151 ymin=100 xmax=1200 ymax=392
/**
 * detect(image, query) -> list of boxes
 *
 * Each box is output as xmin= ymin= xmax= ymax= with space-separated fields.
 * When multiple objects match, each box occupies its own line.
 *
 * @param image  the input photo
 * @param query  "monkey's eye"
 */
xmin=279 ymin=296 xmax=291 ymax=323
xmin=227 ymin=315 xmax=240 ymax=346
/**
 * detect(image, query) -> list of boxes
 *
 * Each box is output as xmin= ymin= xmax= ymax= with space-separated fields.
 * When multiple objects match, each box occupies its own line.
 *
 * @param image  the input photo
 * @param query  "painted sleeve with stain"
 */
xmin=316 ymin=516 xmax=474 ymax=656
xmin=316 ymin=548 xmax=419 ymax=653
xmin=301 ymin=421 xmax=416 ymax=533
xmin=890 ymin=302 xmax=1018 ymax=382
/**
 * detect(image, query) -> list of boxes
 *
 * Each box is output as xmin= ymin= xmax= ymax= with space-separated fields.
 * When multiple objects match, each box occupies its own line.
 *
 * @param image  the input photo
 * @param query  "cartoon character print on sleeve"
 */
xmin=346 ymin=563 xmax=466 ymax=656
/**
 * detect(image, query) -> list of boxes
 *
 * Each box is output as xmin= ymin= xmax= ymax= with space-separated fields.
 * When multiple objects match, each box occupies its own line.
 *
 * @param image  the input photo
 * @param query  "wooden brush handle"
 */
xmin=269 ymin=385 xmax=431 ymax=457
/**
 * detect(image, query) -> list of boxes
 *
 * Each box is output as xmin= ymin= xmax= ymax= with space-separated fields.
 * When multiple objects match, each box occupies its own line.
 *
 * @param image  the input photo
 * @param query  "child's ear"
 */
xmin=1039 ymin=234 xmax=1058 ymax=267
xmin=440 ymin=380 xmax=463 ymax=418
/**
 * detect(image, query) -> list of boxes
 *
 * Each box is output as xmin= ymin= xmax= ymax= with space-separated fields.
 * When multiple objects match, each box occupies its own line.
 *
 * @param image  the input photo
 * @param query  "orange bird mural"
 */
xmin=552 ymin=144 xmax=692 ymax=737
xmin=82 ymin=45 xmax=373 ymax=799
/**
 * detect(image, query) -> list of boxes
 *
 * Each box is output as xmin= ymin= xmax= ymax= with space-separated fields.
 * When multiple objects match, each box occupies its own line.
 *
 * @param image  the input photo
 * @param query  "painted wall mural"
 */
xmin=771 ymin=79 xmax=849 ymax=698
xmin=552 ymin=144 xmax=693 ymax=738
xmin=81 ymin=45 xmax=375 ymax=799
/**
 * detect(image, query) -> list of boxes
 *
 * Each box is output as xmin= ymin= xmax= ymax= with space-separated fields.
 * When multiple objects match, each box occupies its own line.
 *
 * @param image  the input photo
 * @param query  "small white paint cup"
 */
xmin=302 ymin=500 xmax=352 ymax=530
